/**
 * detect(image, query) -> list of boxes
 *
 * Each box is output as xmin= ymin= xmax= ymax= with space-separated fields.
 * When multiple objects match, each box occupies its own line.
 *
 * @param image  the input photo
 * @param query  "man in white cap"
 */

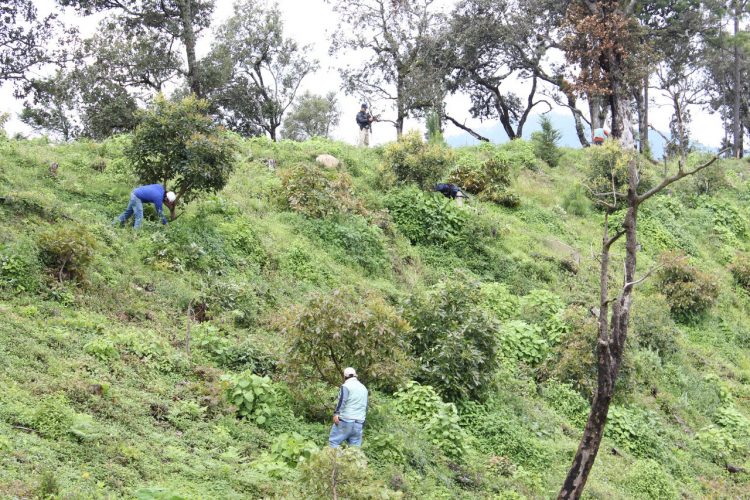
xmin=329 ymin=367 xmax=369 ymax=448
xmin=115 ymin=184 xmax=176 ymax=229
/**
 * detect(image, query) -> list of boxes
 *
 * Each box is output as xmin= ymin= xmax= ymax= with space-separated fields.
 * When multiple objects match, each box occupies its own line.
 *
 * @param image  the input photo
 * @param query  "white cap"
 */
xmin=166 ymin=191 xmax=176 ymax=203
xmin=343 ymin=367 xmax=357 ymax=378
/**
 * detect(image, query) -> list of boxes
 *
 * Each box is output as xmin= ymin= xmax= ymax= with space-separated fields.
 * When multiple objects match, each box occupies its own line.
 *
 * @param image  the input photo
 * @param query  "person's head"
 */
xmin=360 ymin=103 xmax=368 ymax=112
xmin=343 ymin=367 xmax=357 ymax=380
xmin=165 ymin=191 xmax=177 ymax=206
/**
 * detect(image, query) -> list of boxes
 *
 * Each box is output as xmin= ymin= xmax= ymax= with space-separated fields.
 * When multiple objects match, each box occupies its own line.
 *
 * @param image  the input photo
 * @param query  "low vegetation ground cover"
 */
xmin=2 ymin=133 xmax=750 ymax=498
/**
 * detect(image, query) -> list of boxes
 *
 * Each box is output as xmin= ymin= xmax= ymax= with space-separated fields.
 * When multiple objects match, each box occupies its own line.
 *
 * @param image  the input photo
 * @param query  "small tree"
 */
xmin=281 ymin=288 xmax=413 ymax=391
xmin=532 ymin=115 xmax=563 ymax=167
xmin=282 ymin=91 xmax=340 ymax=141
xmin=126 ymin=94 xmax=237 ymax=219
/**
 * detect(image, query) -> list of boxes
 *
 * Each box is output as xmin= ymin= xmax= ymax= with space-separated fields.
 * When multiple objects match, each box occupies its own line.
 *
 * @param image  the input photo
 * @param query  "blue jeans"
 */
xmin=118 ymin=192 xmax=144 ymax=229
xmin=329 ymin=420 xmax=364 ymax=448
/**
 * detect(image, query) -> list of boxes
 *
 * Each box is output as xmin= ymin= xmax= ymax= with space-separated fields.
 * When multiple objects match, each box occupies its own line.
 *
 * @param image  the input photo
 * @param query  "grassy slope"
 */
xmin=1 ymin=134 xmax=750 ymax=498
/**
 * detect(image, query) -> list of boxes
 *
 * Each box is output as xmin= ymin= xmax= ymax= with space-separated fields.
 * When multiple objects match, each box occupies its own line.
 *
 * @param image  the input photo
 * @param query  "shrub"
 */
xmin=84 ymin=337 xmax=120 ymax=362
xmin=730 ymin=253 xmax=750 ymax=291
xmin=449 ymin=155 xmax=520 ymax=206
xmin=623 ymin=459 xmax=678 ymax=500
xmin=281 ymin=288 xmax=412 ymax=391
xmin=562 ymin=185 xmax=592 ymax=217
xmin=37 ymin=224 xmax=97 ymax=282
xmin=383 ymin=130 xmax=454 ymax=189
xmin=299 ymin=448 xmax=401 ymax=499
xmin=606 ymin=406 xmax=664 ymax=459
xmin=630 ymin=294 xmax=678 ymax=358
xmin=270 ymin=432 xmax=319 ymax=466
xmin=584 ymin=140 xmax=654 ymax=210
xmin=32 ymin=393 xmax=75 ymax=439
xmin=222 ymin=371 xmax=276 ymax=425
xmin=497 ymin=139 xmax=538 ymax=170
xmin=311 ymin=215 xmax=388 ymax=274
xmin=0 ymin=241 xmax=41 ymax=293
xmin=657 ymin=252 xmax=719 ymax=322
xmin=394 ymin=382 xmax=466 ymax=459
xmin=192 ymin=324 xmax=233 ymax=365
xmin=127 ymin=94 xmax=237 ymax=215
xmin=498 ymin=320 xmax=548 ymax=366
xmin=406 ymin=276 xmax=499 ymax=401
xmin=385 ymin=186 xmax=466 ymax=246
xmin=531 ymin=116 xmax=562 ymax=168
xmin=479 ymin=282 xmax=519 ymax=322
xmin=278 ymin=244 xmax=332 ymax=286
xmin=540 ymin=380 xmax=589 ymax=426
xmin=280 ymin=162 xmax=360 ymax=218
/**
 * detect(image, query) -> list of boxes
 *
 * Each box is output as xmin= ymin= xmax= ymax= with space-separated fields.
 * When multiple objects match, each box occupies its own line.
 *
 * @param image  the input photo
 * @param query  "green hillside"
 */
xmin=2 ymin=132 xmax=750 ymax=499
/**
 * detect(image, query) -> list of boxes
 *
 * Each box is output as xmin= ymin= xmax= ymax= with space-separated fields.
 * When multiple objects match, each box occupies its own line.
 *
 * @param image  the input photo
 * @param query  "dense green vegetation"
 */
xmin=2 ymin=131 xmax=750 ymax=498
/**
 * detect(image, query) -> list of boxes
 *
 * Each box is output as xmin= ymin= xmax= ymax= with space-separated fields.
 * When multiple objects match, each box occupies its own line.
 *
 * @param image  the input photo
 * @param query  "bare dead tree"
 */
xmin=559 ymin=132 xmax=729 ymax=498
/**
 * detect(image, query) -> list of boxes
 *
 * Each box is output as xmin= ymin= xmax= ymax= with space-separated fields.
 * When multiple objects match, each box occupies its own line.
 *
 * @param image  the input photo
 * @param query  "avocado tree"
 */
xmin=126 ymin=94 xmax=237 ymax=219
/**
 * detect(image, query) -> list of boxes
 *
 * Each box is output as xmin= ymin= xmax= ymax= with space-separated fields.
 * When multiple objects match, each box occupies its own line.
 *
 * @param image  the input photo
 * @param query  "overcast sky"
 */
xmin=0 ymin=0 xmax=725 ymax=148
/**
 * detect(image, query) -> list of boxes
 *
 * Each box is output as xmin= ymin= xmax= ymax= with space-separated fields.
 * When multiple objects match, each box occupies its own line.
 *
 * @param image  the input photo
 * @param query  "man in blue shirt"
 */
xmin=115 ymin=184 xmax=176 ymax=229
xmin=329 ymin=367 xmax=369 ymax=448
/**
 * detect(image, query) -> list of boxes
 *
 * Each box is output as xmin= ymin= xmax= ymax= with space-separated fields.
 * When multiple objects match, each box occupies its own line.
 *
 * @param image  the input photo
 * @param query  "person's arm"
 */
xmin=333 ymin=385 xmax=349 ymax=424
xmin=154 ymin=199 xmax=167 ymax=225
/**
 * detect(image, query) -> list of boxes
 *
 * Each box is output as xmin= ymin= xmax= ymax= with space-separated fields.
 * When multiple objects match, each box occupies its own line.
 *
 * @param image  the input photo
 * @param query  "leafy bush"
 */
xmin=657 ymin=252 xmax=719 ymax=322
xmin=406 ymin=276 xmax=499 ymax=402
xmin=540 ymin=380 xmax=589 ymax=426
xmin=498 ymin=320 xmax=548 ymax=366
xmin=630 ymin=294 xmax=678 ymax=358
xmin=496 ymin=139 xmax=538 ymax=170
xmin=730 ymin=252 xmax=750 ymax=291
xmin=383 ymin=130 xmax=454 ymax=189
xmin=562 ymin=185 xmax=592 ymax=217
xmin=222 ymin=372 xmax=276 ymax=425
xmin=394 ymin=382 xmax=466 ymax=459
xmin=448 ymin=155 xmax=520 ymax=206
xmin=584 ymin=141 xmax=653 ymax=210
xmin=308 ymin=215 xmax=388 ymax=274
xmin=37 ymin=224 xmax=97 ymax=282
xmin=280 ymin=162 xmax=360 ymax=218
xmin=167 ymin=400 xmax=206 ymax=431
xmin=127 ymin=94 xmax=237 ymax=212
xmin=299 ymin=448 xmax=401 ymax=499
xmin=84 ymin=337 xmax=120 ymax=362
xmin=606 ymin=406 xmax=664 ymax=459
xmin=282 ymin=288 xmax=412 ymax=390
xmin=385 ymin=186 xmax=466 ymax=246
xmin=32 ymin=393 xmax=75 ymax=439
xmin=531 ymin=116 xmax=562 ymax=168
xmin=193 ymin=324 xmax=233 ymax=365
xmin=278 ymin=244 xmax=332 ymax=286
xmin=623 ymin=459 xmax=678 ymax=499
xmin=0 ymin=243 xmax=41 ymax=293
xmin=270 ymin=432 xmax=318 ymax=467
xmin=479 ymin=282 xmax=519 ymax=322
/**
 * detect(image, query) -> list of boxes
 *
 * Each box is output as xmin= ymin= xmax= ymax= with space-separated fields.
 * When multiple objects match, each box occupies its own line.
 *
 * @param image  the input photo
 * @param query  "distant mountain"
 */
xmin=445 ymin=111 xmax=670 ymax=158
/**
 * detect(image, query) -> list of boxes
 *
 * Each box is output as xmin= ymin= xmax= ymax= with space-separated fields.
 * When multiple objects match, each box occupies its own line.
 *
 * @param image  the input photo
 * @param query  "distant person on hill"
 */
xmin=592 ymin=127 xmax=609 ymax=146
xmin=329 ymin=367 xmax=368 ymax=448
xmin=114 ymin=184 xmax=176 ymax=229
xmin=356 ymin=103 xmax=374 ymax=147
xmin=434 ymin=183 xmax=467 ymax=206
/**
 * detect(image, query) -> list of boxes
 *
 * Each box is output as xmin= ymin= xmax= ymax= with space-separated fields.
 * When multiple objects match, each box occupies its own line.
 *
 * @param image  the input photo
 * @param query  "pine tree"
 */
xmin=531 ymin=115 xmax=562 ymax=167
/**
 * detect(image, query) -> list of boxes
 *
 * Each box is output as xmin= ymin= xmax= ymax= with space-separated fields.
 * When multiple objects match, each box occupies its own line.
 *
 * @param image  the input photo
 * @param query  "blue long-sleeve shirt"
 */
xmin=133 ymin=184 xmax=167 ymax=224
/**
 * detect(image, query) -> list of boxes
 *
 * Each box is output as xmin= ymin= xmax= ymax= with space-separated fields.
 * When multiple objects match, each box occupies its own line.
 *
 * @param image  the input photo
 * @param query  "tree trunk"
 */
xmin=180 ymin=0 xmax=202 ymax=98
xmin=396 ymin=72 xmax=405 ymax=138
xmin=635 ymin=77 xmax=650 ymax=156
xmin=559 ymin=104 xmax=638 ymax=500
xmin=733 ymin=4 xmax=742 ymax=158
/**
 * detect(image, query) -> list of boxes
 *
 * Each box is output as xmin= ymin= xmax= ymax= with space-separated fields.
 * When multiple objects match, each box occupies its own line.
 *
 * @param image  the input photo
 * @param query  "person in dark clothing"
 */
xmin=115 ymin=184 xmax=176 ymax=229
xmin=434 ymin=183 xmax=463 ymax=199
xmin=356 ymin=103 xmax=374 ymax=147
xmin=434 ymin=183 xmax=467 ymax=206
